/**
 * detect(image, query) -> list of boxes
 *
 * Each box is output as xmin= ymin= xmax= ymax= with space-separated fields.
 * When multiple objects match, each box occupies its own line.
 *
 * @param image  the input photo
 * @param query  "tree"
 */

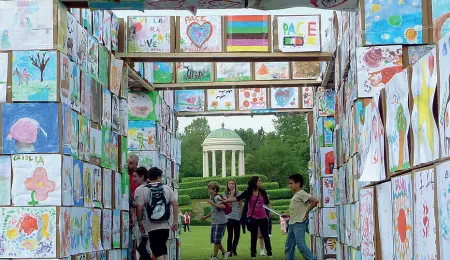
xmin=234 ymin=127 xmax=265 ymax=153
xmin=29 ymin=52 xmax=50 ymax=82
xmin=180 ymin=118 xmax=211 ymax=178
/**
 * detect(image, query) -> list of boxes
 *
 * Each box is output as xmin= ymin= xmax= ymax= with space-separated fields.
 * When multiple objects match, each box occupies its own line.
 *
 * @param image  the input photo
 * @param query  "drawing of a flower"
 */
xmin=7 ymin=118 xmax=46 ymax=153
xmin=24 ymin=167 xmax=56 ymax=205
xmin=19 ymin=215 xmax=38 ymax=235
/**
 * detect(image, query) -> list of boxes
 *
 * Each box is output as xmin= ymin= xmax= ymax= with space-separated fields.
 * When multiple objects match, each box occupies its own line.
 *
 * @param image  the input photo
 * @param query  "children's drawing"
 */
xmin=432 ymin=0 xmax=450 ymax=41
xmin=113 ymin=171 xmax=121 ymax=210
xmin=103 ymin=169 xmax=112 ymax=209
xmin=102 ymin=126 xmax=112 ymax=169
xmin=207 ymin=89 xmax=235 ymax=111
xmin=319 ymin=147 xmax=334 ymax=176
xmin=103 ymin=88 xmax=112 ymax=126
xmin=82 ymin=163 xmax=93 ymax=207
xmin=276 ymin=16 xmax=321 ymax=52
xmin=93 ymin=10 xmax=103 ymax=42
xmin=322 ymin=207 xmax=337 ymax=237
xmin=176 ymin=90 xmax=205 ymax=112
xmin=0 ymin=207 xmax=57 ymax=258
xmin=364 ymin=0 xmax=423 ymax=45
xmin=411 ymin=48 xmax=439 ymax=165
xmin=102 ymin=209 xmax=112 ymax=250
xmin=127 ymin=16 xmax=172 ymax=53
xmin=98 ymin=46 xmax=109 ymax=86
xmin=316 ymin=87 xmax=335 ymax=116
xmin=73 ymin=159 xmax=84 ymax=206
xmin=121 ymin=211 xmax=130 ymax=247
xmin=60 ymin=54 xmax=71 ymax=105
xmin=376 ymin=181 xmax=394 ymax=259
xmin=62 ymin=104 xmax=78 ymax=157
xmin=57 ymin=3 xmax=68 ymax=54
xmin=322 ymin=177 xmax=334 ymax=207
xmin=93 ymin=208 xmax=103 ymax=251
xmin=2 ymin=103 xmax=59 ymax=154
xmin=69 ymin=207 xmax=82 ymax=254
xmin=437 ymin=161 xmax=450 ymax=259
xmin=144 ymin=62 xmax=154 ymax=84
xmin=408 ymin=45 xmax=435 ymax=66
xmin=90 ymin=81 xmax=102 ymax=124
xmin=0 ymin=156 xmax=11 ymax=206
xmin=112 ymin=94 xmax=120 ymax=131
xmin=176 ymin=62 xmax=213 ymax=83
xmin=301 ymin=87 xmax=314 ymax=109
xmin=225 ymin=16 xmax=270 ymax=52
xmin=0 ymin=53 xmax=8 ymax=103
xmin=110 ymin=55 xmax=123 ymax=96
xmin=255 ymin=62 xmax=289 ymax=80
xmin=413 ymin=168 xmax=437 ymax=259
xmin=318 ymin=117 xmax=335 ymax=147
xmin=128 ymin=121 xmax=158 ymax=151
xmin=78 ymin=114 xmax=90 ymax=162
xmin=111 ymin=13 xmax=119 ymax=52
xmin=270 ymin=87 xmax=299 ymax=109
xmin=80 ymin=208 xmax=93 ymax=253
xmin=111 ymin=132 xmax=119 ymax=171
xmin=77 ymin=25 xmax=88 ymax=69
xmin=90 ymin=126 xmax=102 ymax=161
xmin=82 ymin=74 xmax=92 ymax=119
xmin=238 ymin=88 xmax=267 ymax=110
xmin=88 ymin=35 xmax=99 ymax=78
xmin=60 ymin=207 xmax=71 ymax=257
xmin=82 ymin=9 xmax=92 ymax=34
xmin=179 ymin=16 xmax=222 ymax=52
xmin=70 ymin=61 xmax=81 ymax=112
xmin=62 ymin=155 xmax=74 ymax=206
xmin=67 ymin=12 xmax=78 ymax=62
xmin=134 ymin=151 xmax=159 ymax=168
xmin=0 ymin=0 xmax=54 ymax=51
xmin=119 ymin=98 xmax=129 ymax=136
xmin=216 ymin=62 xmax=251 ymax=82
xmin=12 ymin=51 xmax=57 ymax=101
xmin=292 ymin=62 xmax=320 ymax=79
xmin=323 ymin=237 xmax=337 ymax=258
xmin=438 ymin=34 xmax=450 ymax=158
xmin=392 ymin=174 xmax=413 ymax=260
xmin=121 ymin=136 xmax=128 ymax=174
xmin=356 ymin=45 xmax=403 ymax=98
xmin=128 ymin=92 xmax=159 ymax=120
xmin=360 ymin=187 xmax=375 ymax=259
xmin=385 ymin=70 xmax=411 ymax=172
xmin=154 ymin=62 xmax=174 ymax=83
xmin=102 ymin=11 xmax=112 ymax=51
xmin=112 ymin=210 xmax=121 ymax=248
xmin=120 ymin=171 xmax=130 ymax=210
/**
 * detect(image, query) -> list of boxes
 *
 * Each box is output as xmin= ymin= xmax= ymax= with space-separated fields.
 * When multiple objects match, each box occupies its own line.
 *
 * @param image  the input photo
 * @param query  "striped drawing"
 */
xmin=225 ymin=15 xmax=270 ymax=52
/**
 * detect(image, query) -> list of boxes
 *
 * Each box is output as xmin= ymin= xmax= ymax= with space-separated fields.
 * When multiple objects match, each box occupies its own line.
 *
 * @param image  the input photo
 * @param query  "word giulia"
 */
xmin=13 ymin=154 xmax=45 ymax=165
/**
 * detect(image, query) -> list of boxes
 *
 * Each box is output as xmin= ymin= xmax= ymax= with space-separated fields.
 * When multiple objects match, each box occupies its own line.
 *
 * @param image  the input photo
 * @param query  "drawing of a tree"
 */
xmin=396 ymin=104 xmax=407 ymax=168
xmin=29 ymin=52 xmax=50 ymax=82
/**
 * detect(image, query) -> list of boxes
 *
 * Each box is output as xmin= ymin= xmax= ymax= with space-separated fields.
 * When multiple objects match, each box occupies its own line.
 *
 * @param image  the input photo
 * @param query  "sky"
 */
xmin=178 ymin=115 xmax=277 ymax=133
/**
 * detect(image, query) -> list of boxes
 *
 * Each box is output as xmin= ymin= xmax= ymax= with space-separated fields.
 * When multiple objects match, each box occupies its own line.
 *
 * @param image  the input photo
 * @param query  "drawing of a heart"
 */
xmin=187 ymin=22 xmax=213 ymax=48
xmin=275 ymin=88 xmax=294 ymax=107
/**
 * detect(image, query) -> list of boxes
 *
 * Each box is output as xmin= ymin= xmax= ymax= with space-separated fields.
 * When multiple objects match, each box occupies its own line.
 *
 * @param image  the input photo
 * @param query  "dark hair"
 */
xmin=289 ymin=174 xmax=304 ymax=187
xmin=148 ymin=167 xmax=163 ymax=181
xmin=136 ymin=167 xmax=148 ymax=179
xmin=247 ymin=176 xmax=260 ymax=191
xmin=208 ymin=181 xmax=220 ymax=193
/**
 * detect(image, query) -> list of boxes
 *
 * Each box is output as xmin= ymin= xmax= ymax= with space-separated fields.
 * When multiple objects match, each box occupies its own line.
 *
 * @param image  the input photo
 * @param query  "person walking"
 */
xmin=223 ymin=179 xmax=242 ymax=256
xmin=128 ymin=153 xmax=139 ymax=260
xmin=183 ymin=212 xmax=191 ymax=232
xmin=224 ymin=176 xmax=273 ymax=258
xmin=133 ymin=167 xmax=151 ymax=259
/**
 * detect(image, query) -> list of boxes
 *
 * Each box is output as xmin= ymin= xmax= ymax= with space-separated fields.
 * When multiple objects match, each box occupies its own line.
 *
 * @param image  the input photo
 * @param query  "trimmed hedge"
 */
xmin=178 ymin=195 xmax=191 ymax=206
xmin=272 ymin=205 xmax=290 ymax=212
xmin=190 ymin=219 xmax=212 ymax=226
xmin=180 ymin=207 xmax=194 ymax=214
xmin=179 ymin=182 xmax=280 ymax=199
xmin=270 ymin=199 xmax=291 ymax=206
xmin=203 ymin=206 xmax=211 ymax=216
xmin=180 ymin=175 xmax=269 ymax=189
xmin=266 ymin=188 xmax=293 ymax=200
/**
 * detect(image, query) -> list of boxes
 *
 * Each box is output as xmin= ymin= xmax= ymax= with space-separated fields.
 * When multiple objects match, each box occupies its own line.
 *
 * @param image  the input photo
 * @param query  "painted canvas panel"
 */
xmin=103 ymin=209 xmax=112 ymax=250
xmin=0 ymin=207 xmax=57 ymax=258
xmin=102 ymin=126 xmax=112 ymax=169
xmin=215 ymin=62 xmax=252 ymax=83
xmin=120 ymin=172 xmax=130 ymax=210
xmin=120 ymin=136 xmax=128 ymax=174
xmin=322 ymin=177 xmax=334 ymax=207
xmin=90 ymin=126 xmax=102 ymax=160
xmin=176 ymin=90 xmax=205 ymax=112
xmin=276 ymin=16 xmax=321 ymax=52
xmin=225 ymin=15 xmax=270 ymax=52
xmin=111 ymin=132 xmax=120 ymax=171
xmin=113 ymin=171 xmax=121 ymax=210
xmin=82 ymin=9 xmax=93 ymax=34
xmin=317 ymin=87 xmax=335 ymax=116
xmin=302 ymin=87 xmax=314 ymax=108
xmin=59 ymin=207 xmax=71 ymax=257
xmin=73 ymin=159 xmax=84 ymax=206
xmin=292 ymin=62 xmax=320 ymax=79
xmin=438 ymin=34 xmax=450 ymax=158
xmin=271 ymin=87 xmax=299 ymax=109
xmin=255 ymin=62 xmax=289 ymax=80
xmin=12 ymin=51 xmax=57 ymax=101
xmin=319 ymin=147 xmax=334 ymax=176
xmin=318 ymin=117 xmax=335 ymax=147
xmin=119 ymin=98 xmax=128 ymax=136
xmin=81 ymin=74 xmax=92 ymax=119
xmin=179 ymin=16 xmax=222 ymax=52
xmin=376 ymin=181 xmax=394 ymax=259
xmin=411 ymin=49 xmax=439 ymax=165
xmin=128 ymin=121 xmax=158 ymax=151
xmin=92 ymin=208 xmax=103 ymax=251
xmin=69 ymin=61 xmax=81 ymax=112
xmin=82 ymin=163 xmax=94 ymax=207
xmin=93 ymin=10 xmax=103 ymax=42
xmin=62 ymin=155 xmax=74 ymax=206
xmin=0 ymin=156 xmax=11 ymax=206
xmin=110 ymin=55 xmax=124 ymax=96
xmin=121 ymin=211 xmax=130 ymax=247
xmin=385 ymin=70 xmax=411 ymax=172
xmin=111 ymin=15 xmax=120 ymax=52
xmin=323 ymin=237 xmax=337 ymax=258
xmin=90 ymin=80 xmax=102 ymax=124
xmin=322 ymin=207 xmax=338 ymax=237
xmin=128 ymin=92 xmax=159 ymax=120
xmin=176 ymin=62 xmax=213 ymax=83
xmin=413 ymin=168 xmax=437 ymax=260
xmin=62 ymin=104 xmax=78 ymax=157
xmin=98 ymin=46 xmax=109 ymax=86
xmin=78 ymin=114 xmax=90 ymax=162
xmin=207 ymin=89 xmax=235 ymax=111
xmin=437 ymin=160 xmax=450 ymax=259
xmin=392 ymin=174 xmax=414 ymax=260
xmin=77 ymin=25 xmax=88 ymax=69
xmin=103 ymin=168 xmax=113 ymax=209
xmin=112 ymin=94 xmax=120 ymax=131
xmin=88 ymin=35 xmax=99 ymax=78
xmin=154 ymin=62 xmax=174 ymax=83
xmin=360 ymin=187 xmax=375 ymax=259
xmin=432 ymin=0 xmax=450 ymax=41
xmin=69 ymin=207 xmax=82 ymax=254
xmin=103 ymin=87 xmax=112 ymax=126
xmin=408 ymin=45 xmax=435 ymax=66
xmin=135 ymin=151 xmax=159 ymax=168
xmin=356 ymin=46 xmax=403 ymax=98
xmin=80 ymin=208 xmax=93 ymax=253
xmin=238 ymin=88 xmax=267 ymax=110
xmin=67 ymin=12 xmax=78 ymax=62
xmin=364 ymin=0 xmax=423 ymax=45
xmin=112 ymin=210 xmax=121 ymax=248
xmin=0 ymin=53 xmax=8 ymax=103
xmin=2 ymin=103 xmax=59 ymax=154
xmin=0 ymin=0 xmax=54 ymax=51
xmin=57 ymin=3 xmax=68 ymax=54
xmin=127 ymin=16 xmax=172 ymax=53
xmin=102 ymin=11 xmax=112 ymax=51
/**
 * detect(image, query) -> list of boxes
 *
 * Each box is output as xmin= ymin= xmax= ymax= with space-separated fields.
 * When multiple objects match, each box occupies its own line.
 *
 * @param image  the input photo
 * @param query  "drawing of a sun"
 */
xmin=396 ymin=206 xmax=412 ymax=259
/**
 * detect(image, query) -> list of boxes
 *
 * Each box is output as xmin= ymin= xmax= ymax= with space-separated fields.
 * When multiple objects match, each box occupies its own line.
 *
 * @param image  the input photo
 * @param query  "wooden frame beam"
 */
xmin=127 ymin=65 xmax=155 ymax=91
xmin=177 ymin=108 xmax=312 ymax=117
xmin=154 ymin=79 xmax=321 ymax=90
xmin=117 ymin=52 xmax=334 ymax=62
xmin=321 ymin=59 xmax=335 ymax=88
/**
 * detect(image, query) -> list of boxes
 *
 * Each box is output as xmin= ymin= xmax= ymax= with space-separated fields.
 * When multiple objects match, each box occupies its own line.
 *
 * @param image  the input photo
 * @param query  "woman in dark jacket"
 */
xmin=224 ymin=176 xmax=273 ymax=258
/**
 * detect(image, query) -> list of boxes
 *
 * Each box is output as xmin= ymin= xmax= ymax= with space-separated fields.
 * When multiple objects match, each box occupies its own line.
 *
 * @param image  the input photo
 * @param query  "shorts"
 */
xmin=149 ymin=229 xmax=170 ymax=258
xmin=210 ymin=224 xmax=226 ymax=244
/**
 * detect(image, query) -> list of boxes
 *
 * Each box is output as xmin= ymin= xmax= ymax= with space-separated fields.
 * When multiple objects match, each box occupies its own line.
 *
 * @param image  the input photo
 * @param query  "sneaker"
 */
xmin=260 ymin=250 xmax=266 ymax=256
xmin=223 ymin=252 xmax=231 ymax=259
xmin=210 ymin=256 xmax=218 ymax=260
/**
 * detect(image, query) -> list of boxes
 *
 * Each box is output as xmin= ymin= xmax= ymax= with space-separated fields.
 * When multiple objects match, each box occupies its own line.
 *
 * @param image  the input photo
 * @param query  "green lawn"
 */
xmin=179 ymin=224 xmax=308 ymax=260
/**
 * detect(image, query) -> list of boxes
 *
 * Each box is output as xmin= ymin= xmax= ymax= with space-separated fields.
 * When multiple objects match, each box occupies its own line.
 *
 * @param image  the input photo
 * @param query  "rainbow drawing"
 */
xmin=225 ymin=15 xmax=270 ymax=52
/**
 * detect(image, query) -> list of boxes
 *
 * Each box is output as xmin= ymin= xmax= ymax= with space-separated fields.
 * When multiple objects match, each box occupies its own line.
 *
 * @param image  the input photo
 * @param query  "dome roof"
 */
xmin=202 ymin=123 xmax=245 ymax=150
xmin=206 ymin=127 xmax=242 ymax=139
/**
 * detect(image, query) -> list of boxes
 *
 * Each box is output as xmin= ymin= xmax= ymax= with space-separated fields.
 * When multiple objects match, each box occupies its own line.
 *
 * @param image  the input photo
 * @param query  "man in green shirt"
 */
xmin=281 ymin=174 xmax=318 ymax=260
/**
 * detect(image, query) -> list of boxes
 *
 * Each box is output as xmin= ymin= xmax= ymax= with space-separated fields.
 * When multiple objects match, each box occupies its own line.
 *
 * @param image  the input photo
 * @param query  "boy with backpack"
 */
xmin=200 ymin=181 xmax=232 ymax=260
xmin=135 ymin=167 xmax=179 ymax=260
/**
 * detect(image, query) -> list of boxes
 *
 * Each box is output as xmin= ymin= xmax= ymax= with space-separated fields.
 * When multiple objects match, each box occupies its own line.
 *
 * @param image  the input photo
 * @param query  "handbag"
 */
xmin=246 ymin=192 xmax=260 ymax=232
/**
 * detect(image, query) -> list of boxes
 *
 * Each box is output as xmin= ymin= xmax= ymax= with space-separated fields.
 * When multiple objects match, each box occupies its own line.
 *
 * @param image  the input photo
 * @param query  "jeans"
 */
xmin=248 ymin=218 xmax=272 ymax=257
xmin=128 ymin=229 xmax=135 ymax=260
xmin=137 ymin=236 xmax=151 ymax=260
xmin=183 ymin=224 xmax=190 ymax=232
xmin=226 ymin=219 xmax=241 ymax=253
xmin=285 ymin=221 xmax=316 ymax=260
